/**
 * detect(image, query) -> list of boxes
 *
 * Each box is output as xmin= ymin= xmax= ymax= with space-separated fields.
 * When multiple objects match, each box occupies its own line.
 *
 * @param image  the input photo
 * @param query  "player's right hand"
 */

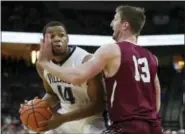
xmin=38 ymin=107 xmax=63 ymax=132
xmin=38 ymin=34 xmax=53 ymax=63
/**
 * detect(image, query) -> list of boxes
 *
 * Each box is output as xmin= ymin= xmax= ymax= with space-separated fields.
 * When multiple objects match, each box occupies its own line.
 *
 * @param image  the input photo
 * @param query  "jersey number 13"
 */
xmin=133 ymin=55 xmax=151 ymax=83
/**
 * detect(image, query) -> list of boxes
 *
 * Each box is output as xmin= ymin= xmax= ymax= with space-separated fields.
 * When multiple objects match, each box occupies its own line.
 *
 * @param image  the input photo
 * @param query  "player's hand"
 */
xmin=37 ymin=34 xmax=53 ymax=63
xmin=38 ymin=107 xmax=65 ymax=132
xmin=19 ymin=97 xmax=39 ymax=113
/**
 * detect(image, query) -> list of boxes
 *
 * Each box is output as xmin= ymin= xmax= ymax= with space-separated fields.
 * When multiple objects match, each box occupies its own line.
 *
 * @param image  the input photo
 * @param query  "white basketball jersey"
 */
xmin=43 ymin=47 xmax=91 ymax=112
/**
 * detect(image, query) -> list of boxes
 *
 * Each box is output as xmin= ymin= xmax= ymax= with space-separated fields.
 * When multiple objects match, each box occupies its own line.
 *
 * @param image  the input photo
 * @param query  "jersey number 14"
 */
xmin=57 ymin=85 xmax=75 ymax=104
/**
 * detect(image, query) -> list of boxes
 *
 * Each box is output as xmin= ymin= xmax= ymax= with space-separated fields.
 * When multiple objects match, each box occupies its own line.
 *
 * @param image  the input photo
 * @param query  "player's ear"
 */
xmin=121 ymin=21 xmax=129 ymax=31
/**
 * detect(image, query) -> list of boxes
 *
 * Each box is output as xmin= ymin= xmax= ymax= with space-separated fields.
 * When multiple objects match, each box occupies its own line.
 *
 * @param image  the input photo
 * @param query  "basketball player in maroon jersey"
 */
xmin=38 ymin=5 xmax=163 ymax=134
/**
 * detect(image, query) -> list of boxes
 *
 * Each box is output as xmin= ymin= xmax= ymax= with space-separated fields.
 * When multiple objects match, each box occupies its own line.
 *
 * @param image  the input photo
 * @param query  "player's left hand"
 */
xmin=37 ymin=34 xmax=53 ymax=64
xmin=38 ymin=107 xmax=66 ymax=132
xmin=19 ymin=96 xmax=39 ymax=113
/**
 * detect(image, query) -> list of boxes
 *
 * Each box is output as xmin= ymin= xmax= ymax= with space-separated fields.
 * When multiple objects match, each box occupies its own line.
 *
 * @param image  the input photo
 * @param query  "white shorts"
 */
xmin=44 ymin=116 xmax=105 ymax=134
xmin=44 ymin=109 xmax=106 ymax=134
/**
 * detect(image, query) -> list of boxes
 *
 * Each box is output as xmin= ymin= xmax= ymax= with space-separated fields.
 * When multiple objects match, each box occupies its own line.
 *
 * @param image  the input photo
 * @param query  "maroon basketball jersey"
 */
xmin=105 ymin=41 xmax=158 ymax=123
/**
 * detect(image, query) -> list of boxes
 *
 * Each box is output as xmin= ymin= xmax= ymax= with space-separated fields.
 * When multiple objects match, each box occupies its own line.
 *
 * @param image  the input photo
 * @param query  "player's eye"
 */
xmin=59 ymin=33 xmax=64 ymax=37
xmin=50 ymin=34 xmax=54 ymax=39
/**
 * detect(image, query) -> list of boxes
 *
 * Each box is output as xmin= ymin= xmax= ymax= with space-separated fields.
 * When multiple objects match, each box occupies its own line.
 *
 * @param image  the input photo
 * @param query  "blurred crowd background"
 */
xmin=2 ymin=1 xmax=184 ymax=35
xmin=1 ymin=1 xmax=185 ymax=134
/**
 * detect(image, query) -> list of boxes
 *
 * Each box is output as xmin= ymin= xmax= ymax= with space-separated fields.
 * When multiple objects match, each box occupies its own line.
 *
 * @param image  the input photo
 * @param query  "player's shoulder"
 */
xmin=101 ymin=42 xmax=117 ymax=48
xmin=137 ymin=46 xmax=158 ymax=65
xmin=99 ymin=43 xmax=120 ymax=55
xmin=77 ymin=46 xmax=92 ymax=63
xmin=91 ymin=43 xmax=120 ymax=62
xmin=71 ymin=46 xmax=91 ymax=65
xmin=68 ymin=46 xmax=89 ymax=59
xmin=73 ymin=46 xmax=89 ymax=55
xmin=134 ymin=44 xmax=154 ymax=56
xmin=153 ymin=55 xmax=158 ymax=66
xmin=75 ymin=46 xmax=88 ymax=52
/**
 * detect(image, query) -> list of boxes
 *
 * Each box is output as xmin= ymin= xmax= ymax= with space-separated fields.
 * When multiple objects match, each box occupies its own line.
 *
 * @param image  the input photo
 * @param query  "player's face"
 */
xmin=110 ymin=12 xmax=129 ymax=41
xmin=45 ymin=26 xmax=68 ymax=56
xmin=110 ymin=12 xmax=122 ymax=40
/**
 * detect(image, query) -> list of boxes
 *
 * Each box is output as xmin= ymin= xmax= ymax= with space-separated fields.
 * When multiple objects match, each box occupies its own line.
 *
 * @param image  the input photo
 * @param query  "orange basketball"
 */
xmin=19 ymin=98 xmax=52 ymax=132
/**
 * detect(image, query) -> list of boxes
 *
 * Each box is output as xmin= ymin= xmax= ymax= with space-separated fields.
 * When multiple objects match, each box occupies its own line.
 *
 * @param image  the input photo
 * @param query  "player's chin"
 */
xmin=113 ymin=31 xmax=119 ymax=40
xmin=112 ymin=34 xmax=116 ymax=40
xmin=53 ymin=50 xmax=65 ymax=56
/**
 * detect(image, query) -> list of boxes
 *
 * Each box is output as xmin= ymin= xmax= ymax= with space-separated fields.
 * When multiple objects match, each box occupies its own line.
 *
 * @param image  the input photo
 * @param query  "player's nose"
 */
xmin=53 ymin=35 xmax=61 ymax=41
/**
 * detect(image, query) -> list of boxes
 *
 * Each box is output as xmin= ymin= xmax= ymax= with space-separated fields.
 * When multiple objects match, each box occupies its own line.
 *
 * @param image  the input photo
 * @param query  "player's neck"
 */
xmin=117 ymin=32 xmax=137 ymax=45
xmin=53 ymin=47 xmax=70 ymax=62
xmin=53 ymin=56 xmax=66 ymax=62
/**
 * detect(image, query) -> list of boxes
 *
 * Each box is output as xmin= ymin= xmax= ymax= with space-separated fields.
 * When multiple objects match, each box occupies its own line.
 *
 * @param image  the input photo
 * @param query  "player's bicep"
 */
xmin=42 ymin=80 xmax=59 ymax=106
xmin=153 ymin=55 xmax=158 ymax=66
xmin=83 ymin=55 xmax=106 ymax=79
xmin=154 ymin=74 xmax=161 ymax=112
xmin=82 ymin=44 xmax=115 ymax=79
xmin=43 ymin=80 xmax=57 ymax=96
xmin=36 ymin=62 xmax=44 ymax=79
xmin=154 ymin=74 xmax=161 ymax=94
xmin=36 ymin=61 xmax=59 ymax=103
xmin=93 ymin=44 xmax=115 ymax=66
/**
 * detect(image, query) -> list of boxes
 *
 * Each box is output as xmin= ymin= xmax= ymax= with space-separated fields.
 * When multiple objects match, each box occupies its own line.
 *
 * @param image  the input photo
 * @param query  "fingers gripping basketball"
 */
xmin=20 ymin=98 xmax=52 ymax=132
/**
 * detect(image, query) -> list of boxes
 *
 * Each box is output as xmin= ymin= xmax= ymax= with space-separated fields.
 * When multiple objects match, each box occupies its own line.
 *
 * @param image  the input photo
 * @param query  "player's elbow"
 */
xmin=42 ymin=93 xmax=59 ymax=108
xmin=70 ymin=77 xmax=81 ymax=85
xmin=70 ymin=76 xmax=87 ymax=85
xmin=67 ymin=70 xmax=88 ymax=85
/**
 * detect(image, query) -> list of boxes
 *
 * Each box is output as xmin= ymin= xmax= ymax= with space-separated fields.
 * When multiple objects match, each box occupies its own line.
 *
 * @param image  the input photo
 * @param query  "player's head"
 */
xmin=43 ymin=21 xmax=69 ymax=56
xmin=110 ymin=5 xmax=146 ymax=41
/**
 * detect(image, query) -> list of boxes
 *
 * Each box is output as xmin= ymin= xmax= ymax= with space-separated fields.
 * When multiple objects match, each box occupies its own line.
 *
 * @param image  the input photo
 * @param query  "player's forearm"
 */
xmin=156 ymin=91 xmax=161 ymax=112
xmin=154 ymin=75 xmax=161 ymax=112
xmin=40 ymin=61 xmax=86 ymax=85
xmin=42 ymin=93 xmax=59 ymax=108
xmin=155 ymin=84 xmax=161 ymax=112
xmin=61 ymin=103 xmax=104 ymax=123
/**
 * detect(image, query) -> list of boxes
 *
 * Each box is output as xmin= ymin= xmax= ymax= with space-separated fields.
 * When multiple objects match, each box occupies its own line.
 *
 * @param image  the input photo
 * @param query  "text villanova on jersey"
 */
xmin=47 ymin=73 xmax=70 ymax=84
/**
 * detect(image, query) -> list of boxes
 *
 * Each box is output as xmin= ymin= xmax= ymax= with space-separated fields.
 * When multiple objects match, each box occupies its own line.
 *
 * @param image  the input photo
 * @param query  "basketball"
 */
xmin=19 ymin=98 xmax=52 ymax=132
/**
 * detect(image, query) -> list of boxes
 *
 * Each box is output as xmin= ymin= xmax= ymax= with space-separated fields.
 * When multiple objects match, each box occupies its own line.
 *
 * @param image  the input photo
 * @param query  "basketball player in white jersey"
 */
xmin=20 ymin=21 xmax=106 ymax=134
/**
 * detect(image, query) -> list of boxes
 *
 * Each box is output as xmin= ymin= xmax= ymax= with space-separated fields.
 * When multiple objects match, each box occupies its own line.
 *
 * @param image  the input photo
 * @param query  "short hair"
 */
xmin=116 ymin=5 xmax=146 ymax=35
xmin=42 ymin=21 xmax=67 ymax=36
